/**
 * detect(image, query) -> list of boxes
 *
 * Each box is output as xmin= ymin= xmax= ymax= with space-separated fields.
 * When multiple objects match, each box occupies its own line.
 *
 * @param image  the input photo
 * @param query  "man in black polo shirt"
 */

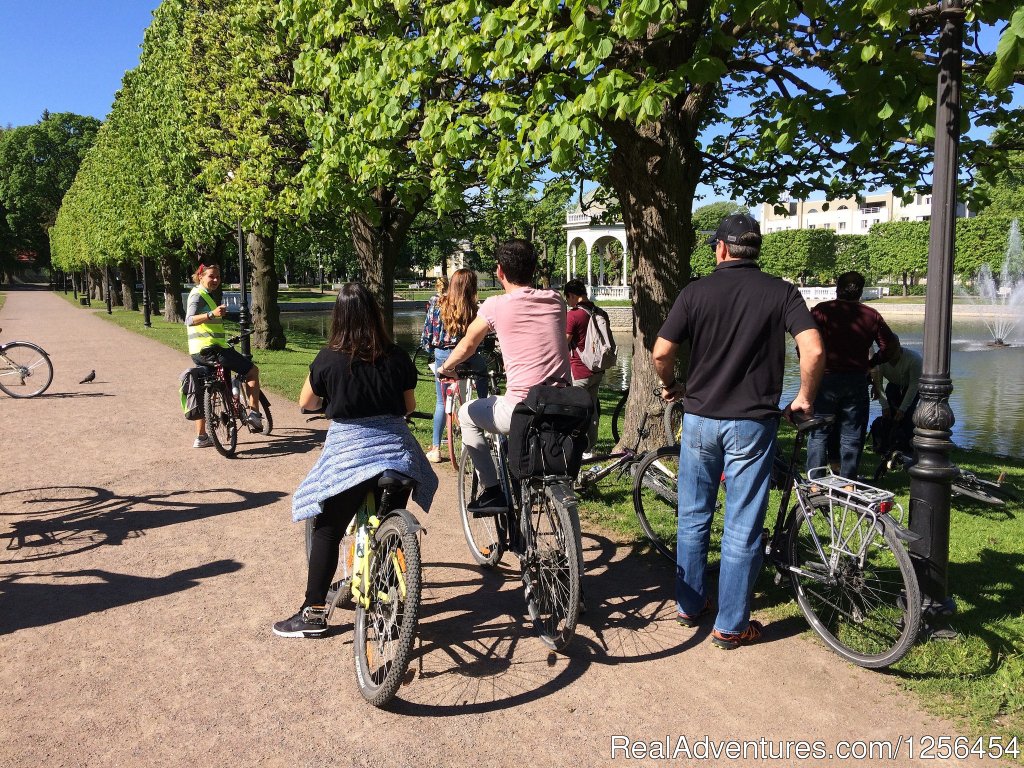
xmin=652 ymin=213 xmax=824 ymax=650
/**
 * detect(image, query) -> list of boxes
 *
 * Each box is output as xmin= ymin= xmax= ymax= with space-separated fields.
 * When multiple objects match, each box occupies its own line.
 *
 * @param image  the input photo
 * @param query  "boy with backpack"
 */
xmin=564 ymin=279 xmax=616 ymax=455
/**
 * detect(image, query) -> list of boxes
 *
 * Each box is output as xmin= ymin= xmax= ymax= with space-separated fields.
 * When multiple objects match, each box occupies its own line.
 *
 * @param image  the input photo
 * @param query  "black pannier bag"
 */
xmin=508 ymin=384 xmax=594 ymax=480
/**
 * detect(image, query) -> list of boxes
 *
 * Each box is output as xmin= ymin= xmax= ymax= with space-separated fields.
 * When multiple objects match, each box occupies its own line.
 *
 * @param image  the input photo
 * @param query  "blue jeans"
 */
xmin=431 ymin=348 xmax=487 ymax=446
xmin=806 ymin=372 xmax=870 ymax=480
xmin=677 ymin=413 xmax=777 ymax=635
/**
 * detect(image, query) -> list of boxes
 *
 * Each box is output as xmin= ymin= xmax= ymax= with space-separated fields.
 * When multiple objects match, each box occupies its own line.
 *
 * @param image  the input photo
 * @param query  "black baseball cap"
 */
xmin=706 ymin=213 xmax=762 ymax=247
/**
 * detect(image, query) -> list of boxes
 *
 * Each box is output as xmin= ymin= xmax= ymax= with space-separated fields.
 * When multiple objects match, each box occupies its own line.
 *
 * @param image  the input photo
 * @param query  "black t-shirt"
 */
xmin=658 ymin=260 xmax=816 ymax=419
xmin=309 ymin=344 xmax=417 ymax=420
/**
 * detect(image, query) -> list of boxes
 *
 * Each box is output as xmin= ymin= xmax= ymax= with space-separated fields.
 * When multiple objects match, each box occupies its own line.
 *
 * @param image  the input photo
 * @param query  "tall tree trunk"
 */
xmin=606 ymin=103 xmax=704 ymax=451
xmin=144 ymin=257 xmax=161 ymax=316
xmin=348 ymin=189 xmax=418 ymax=334
xmin=247 ymin=230 xmax=286 ymax=350
xmin=160 ymin=254 xmax=185 ymax=323
xmin=901 ymin=271 xmax=909 ymax=296
xmin=119 ymin=261 xmax=138 ymax=311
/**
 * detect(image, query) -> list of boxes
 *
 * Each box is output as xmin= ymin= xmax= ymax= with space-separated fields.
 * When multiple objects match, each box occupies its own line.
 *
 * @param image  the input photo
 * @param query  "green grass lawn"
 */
xmin=66 ymin=294 xmax=1024 ymax=748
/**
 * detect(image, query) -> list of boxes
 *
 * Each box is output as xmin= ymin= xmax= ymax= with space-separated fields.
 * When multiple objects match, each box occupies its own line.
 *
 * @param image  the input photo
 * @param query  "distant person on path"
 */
xmin=437 ymin=239 xmax=571 ymax=514
xmin=871 ymin=336 xmax=923 ymax=454
xmin=419 ymin=268 xmax=487 ymax=463
xmin=275 ymin=283 xmax=437 ymax=638
xmin=806 ymin=271 xmax=897 ymax=479
xmin=653 ymin=213 xmax=824 ymax=650
xmin=185 ymin=264 xmax=264 ymax=448
xmin=564 ymin=279 xmax=610 ymax=455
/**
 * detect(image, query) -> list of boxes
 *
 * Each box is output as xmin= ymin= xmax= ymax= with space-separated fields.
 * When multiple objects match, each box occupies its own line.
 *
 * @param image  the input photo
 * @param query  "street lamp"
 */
xmin=226 ymin=170 xmax=252 ymax=358
xmin=908 ymin=0 xmax=963 ymax=628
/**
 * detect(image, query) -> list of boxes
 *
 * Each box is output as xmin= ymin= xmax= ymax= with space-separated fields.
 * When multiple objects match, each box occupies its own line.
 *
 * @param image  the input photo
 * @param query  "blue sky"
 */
xmin=0 ymin=1 xmax=161 ymax=127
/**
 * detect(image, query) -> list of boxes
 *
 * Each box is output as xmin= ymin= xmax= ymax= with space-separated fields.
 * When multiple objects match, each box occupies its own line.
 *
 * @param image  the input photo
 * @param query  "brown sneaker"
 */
xmin=711 ymin=620 xmax=764 ymax=650
xmin=676 ymin=598 xmax=712 ymax=628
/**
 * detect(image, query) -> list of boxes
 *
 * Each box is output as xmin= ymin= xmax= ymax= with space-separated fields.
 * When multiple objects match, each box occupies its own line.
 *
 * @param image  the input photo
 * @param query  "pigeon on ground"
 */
xmin=79 ymin=370 xmax=96 ymax=384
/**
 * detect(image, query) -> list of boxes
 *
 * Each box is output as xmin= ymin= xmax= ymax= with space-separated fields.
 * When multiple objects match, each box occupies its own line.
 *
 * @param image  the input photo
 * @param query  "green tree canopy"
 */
xmin=760 ymin=229 xmax=836 ymax=285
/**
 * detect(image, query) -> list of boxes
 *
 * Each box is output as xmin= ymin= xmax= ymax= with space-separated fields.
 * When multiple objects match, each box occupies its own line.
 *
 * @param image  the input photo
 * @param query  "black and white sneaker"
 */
xmin=272 ymin=605 xmax=328 ymax=638
xmin=468 ymin=485 xmax=509 ymax=517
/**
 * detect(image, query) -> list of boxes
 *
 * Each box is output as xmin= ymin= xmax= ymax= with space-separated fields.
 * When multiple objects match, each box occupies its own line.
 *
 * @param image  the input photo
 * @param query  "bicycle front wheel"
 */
xmin=0 ymin=342 xmax=53 ymax=398
xmin=631 ymin=446 xmax=680 ymax=562
xmin=353 ymin=514 xmax=422 ymax=707
xmin=205 ymin=384 xmax=237 ymax=457
xmin=457 ymin=447 xmax=504 ymax=567
xmin=523 ymin=480 xmax=581 ymax=651
xmin=446 ymin=409 xmax=461 ymax=466
xmin=259 ymin=392 xmax=273 ymax=435
xmin=788 ymin=497 xmax=921 ymax=668
xmin=610 ymin=390 xmax=627 ymax=444
xmin=663 ymin=401 xmax=684 ymax=447
xmin=412 ymin=347 xmax=434 ymax=382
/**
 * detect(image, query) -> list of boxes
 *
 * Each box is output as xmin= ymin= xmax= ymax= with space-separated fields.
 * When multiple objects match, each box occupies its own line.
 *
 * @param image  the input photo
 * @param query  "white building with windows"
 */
xmin=761 ymin=191 xmax=971 ymax=235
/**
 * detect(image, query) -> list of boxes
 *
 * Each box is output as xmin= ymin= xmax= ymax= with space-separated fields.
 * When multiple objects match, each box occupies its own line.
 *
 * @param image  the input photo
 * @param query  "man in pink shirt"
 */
xmin=438 ymin=239 xmax=571 ymax=514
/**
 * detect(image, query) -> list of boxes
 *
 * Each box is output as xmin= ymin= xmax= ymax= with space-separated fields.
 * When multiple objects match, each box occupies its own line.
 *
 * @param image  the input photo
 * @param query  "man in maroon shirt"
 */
xmin=807 ymin=271 xmax=897 ymax=479
xmin=564 ymin=279 xmax=608 ymax=454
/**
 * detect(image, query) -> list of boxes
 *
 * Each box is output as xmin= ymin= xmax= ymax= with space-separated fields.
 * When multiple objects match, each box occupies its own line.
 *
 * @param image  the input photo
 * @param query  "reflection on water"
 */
xmin=283 ymin=312 xmax=1023 ymax=458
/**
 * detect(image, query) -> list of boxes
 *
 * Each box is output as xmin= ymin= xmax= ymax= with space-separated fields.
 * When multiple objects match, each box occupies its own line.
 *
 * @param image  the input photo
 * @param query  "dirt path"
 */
xmin=0 ymin=289 xmax=987 ymax=767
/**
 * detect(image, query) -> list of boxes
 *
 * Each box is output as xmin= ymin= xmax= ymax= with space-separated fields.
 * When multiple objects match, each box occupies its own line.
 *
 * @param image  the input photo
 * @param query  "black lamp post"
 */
xmin=141 ymin=255 xmax=152 ymax=327
xmin=908 ymin=0 xmax=963 ymax=622
xmin=83 ymin=269 xmax=91 ymax=306
xmin=236 ymin=221 xmax=251 ymax=358
xmin=72 ymin=272 xmax=78 ymax=300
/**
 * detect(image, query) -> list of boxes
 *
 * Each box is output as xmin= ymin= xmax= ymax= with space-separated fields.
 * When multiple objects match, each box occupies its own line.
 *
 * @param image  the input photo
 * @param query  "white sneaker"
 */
xmin=426 ymin=447 xmax=443 ymax=463
xmin=193 ymin=434 xmax=213 ymax=449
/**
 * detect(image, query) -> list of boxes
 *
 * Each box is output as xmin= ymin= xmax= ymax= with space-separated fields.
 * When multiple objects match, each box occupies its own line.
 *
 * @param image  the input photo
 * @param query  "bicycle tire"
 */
xmin=631 ymin=445 xmax=680 ymax=562
xmin=0 ymin=342 xmax=53 ymax=398
xmin=952 ymin=475 xmax=1007 ymax=506
xmin=353 ymin=514 xmax=422 ymax=707
xmin=205 ymin=384 xmax=237 ymax=457
xmin=523 ymin=480 xmax=581 ymax=651
xmin=412 ymin=347 xmax=434 ymax=383
xmin=663 ymin=401 xmax=684 ymax=447
xmin=457 ymin=446 xmax=504 ymax=567
xmin=787 ymin=497 xmax=921 ymax=668
xmin=259 ymin=392 xmax=273 ymax=435
xmin=446 ymin=409 xmax=461 ymax=467
xmin=610 ymin=390 xmax=628 ymax=444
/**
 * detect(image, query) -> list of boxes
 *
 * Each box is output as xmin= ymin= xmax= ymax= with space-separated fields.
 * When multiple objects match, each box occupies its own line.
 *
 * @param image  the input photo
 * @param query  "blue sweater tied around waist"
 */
xmin=291 ymin=415 xmax=438 ymax=522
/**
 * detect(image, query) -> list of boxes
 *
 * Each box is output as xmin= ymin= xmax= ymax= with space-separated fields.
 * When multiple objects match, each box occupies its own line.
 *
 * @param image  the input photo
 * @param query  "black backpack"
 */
xmin=507 ymin=384 xmax=593 ymax=480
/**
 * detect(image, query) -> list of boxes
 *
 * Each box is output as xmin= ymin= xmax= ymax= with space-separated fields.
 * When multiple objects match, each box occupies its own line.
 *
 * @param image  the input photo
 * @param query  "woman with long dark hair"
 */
xmin=274 ymin=283 xmax=437 ymax=638
xmin=419 ymin=268 xmax=487 ymax=462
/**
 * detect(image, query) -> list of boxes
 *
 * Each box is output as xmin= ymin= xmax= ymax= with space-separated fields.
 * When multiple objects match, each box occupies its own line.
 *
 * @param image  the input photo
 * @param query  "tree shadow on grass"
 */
xmin=1 ymin=485 xmax=286 ymax=563
xmin=0 ymin=559 xmax=242 ymax=635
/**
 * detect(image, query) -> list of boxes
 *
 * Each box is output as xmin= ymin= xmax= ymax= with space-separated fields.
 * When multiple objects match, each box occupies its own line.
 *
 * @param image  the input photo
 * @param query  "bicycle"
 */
xmin=456 ymin=409 xmax=583 ymax=651
xmin=634 ymin=414 xmax=922 ymax=668
xmin=609 ymin=387 xmax=628 ymax=444
xmin=303 ymin=470 xmax=424 ymax=707
xmin=200 ymin=331 xmax=273 ymax=457
xmin=438 ymin=351 xmax=505 ymax=466
xmin=0 ymin=328 xmax=53 ymax=398
xmin=873 ymin=448 xmax=1020 ymax=506
xmin=574 ymin=395 xmax=662 ymax=494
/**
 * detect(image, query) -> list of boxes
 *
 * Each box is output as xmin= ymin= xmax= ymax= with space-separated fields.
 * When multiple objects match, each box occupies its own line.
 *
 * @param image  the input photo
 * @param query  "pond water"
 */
xmin=283 ymin=311 xmax=1024 ymax=459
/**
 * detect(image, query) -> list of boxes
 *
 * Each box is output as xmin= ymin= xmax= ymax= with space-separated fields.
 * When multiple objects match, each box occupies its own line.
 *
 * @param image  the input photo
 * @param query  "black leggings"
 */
xmin=303 ymin=478 xmax=411 ymax=607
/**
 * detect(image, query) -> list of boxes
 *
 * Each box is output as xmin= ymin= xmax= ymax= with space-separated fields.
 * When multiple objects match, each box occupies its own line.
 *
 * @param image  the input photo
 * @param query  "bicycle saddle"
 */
xmin=378 ymin=470 xmax=416 ymax=489
xmin=793 ymin=414 xmax=836 ymax=433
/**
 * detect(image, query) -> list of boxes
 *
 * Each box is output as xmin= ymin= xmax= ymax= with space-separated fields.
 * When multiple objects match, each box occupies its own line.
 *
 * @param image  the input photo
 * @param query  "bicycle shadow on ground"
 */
xmin=1 ymin=485 xmax=285 ymax=564
xmin=391 ymin=532 xmax=705 ymax=715
xmin=233 ymin=426 xmax=326 ymax=460
xmin=0 ymin=559 xmax=242 ymax=635
xmin=35 ymin=391 xmax=115 ymax=399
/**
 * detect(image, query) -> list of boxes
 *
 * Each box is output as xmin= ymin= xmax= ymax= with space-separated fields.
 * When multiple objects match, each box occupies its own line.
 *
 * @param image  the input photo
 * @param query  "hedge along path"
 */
xmin=0 ymin=288 xmax=991 ymax=767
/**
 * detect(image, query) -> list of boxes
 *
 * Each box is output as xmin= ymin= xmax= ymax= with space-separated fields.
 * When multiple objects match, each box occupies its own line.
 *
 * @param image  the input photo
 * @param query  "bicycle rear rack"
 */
xmin=803 ymin=467 xmax=906 ymax=526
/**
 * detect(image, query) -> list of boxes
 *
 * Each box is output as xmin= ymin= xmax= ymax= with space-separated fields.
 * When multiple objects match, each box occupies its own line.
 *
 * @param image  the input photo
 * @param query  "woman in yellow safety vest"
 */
xmin=186 ymin=263 xmax=264 ymax=448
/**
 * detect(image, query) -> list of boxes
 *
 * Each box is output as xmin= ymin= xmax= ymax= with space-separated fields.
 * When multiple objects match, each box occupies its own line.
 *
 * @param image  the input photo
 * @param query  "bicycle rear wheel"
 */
xmin=457 ymin=447 xmax=504 ymax=567
xmin=412 ymin=347 xmax=434 ymax=382
xmin=0 ymin=342 xmax=53 ymax=398
xmin=205 ymin=384 xmax=237 ymax=457
xmin=610 ymin=390 xmax=627 ymax=444
xmin=353 ymin=514 xmax=422 ymax=707
xmin=787 ymin=497 xmax=921 ymax=668
xmin=631 ymin=446 xmax=679 ymax=562
xmin=522 ymin=480 xmax=581 ymax=651
xmin=663 ymin=401 xmax=684 ymax=447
